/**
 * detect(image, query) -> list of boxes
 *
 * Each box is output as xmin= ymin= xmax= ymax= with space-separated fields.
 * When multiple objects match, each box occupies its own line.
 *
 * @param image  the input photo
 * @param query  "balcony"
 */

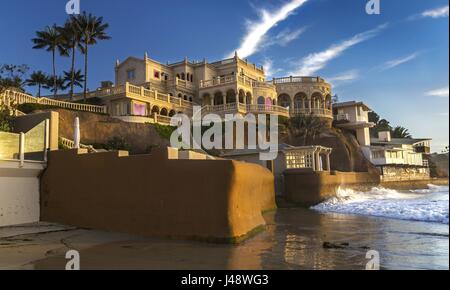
xmin=291 ymin=108 xmax=333 ymax=119
xmin=272 ymin=76 xmax=326 ymax=84
xmin=202 ymin=103 xmax=290 ymax=118
xmin=199 ymin=75 xmax=254 ymax=90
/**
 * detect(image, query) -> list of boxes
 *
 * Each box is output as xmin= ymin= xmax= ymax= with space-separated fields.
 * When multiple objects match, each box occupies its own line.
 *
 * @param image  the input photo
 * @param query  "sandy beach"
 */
xmin=0 ymin=207 xmax=448 ymax=270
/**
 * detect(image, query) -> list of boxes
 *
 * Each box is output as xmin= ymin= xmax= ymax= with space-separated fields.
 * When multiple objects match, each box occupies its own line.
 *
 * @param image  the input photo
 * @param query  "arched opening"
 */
xmin=278 ymin=94 xmax=291 ymax=109
xmin=257 ymin=96 xmax=265 ymax=105
xmin=186 ymin=73 xmax=190 ymax=82
xmin=190 ymin=74 xmax=194 ymax=82
xmin=238 ymin=90 xmax=245 ymax=104
xmin=181 ymin=73 xmax=185 ymax=80
xmin=203 ymin=93 xmax=212 ymax=106
xmin=214 ymin=91 xmax=224 ymax=106
xmin=226 ymin=89 xmax=237 ymax=104
xmin=311 ymin=92 xmax=323 ymax=109
xmin=246 ymin=92 xmax=252 ymax=105
xmin=325 ymin=94 xmax=332 ymax=110
xmin=176 ymin=74 xmax=180 ymax=79
xmin=160 ymin=108 xmax=169 ymax=116
xmin=184 ymin=95 xmax=188 ymax=101
xmin=151 ymin=106 xmax=160 ymax=115
xmin=294 ymin=92 xmax=308 ymax=110
xmin=178 ymin=93 xmax=183 ymax=99
xmin=169 ymin=110 xmax=176 ymax=117
xmin=189 ymin=97 xmax=193 ymax=102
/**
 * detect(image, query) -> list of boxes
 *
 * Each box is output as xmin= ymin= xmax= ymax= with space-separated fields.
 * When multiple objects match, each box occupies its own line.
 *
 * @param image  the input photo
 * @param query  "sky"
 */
xmin=0 ymin=0 xmax=448 ymax=152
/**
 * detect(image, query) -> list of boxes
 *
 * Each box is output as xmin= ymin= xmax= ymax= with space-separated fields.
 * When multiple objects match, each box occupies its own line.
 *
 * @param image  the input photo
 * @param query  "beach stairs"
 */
xmin=0 ymin=90 xmax=107 ymax=115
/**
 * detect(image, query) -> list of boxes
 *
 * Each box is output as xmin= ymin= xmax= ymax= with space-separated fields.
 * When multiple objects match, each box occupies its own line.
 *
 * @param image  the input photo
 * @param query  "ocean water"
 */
xmin=312 ymin=185 xmax=449 ymax=224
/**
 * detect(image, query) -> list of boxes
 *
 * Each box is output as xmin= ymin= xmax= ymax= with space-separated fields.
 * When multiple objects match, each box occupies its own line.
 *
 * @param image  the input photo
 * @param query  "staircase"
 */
xmin=0 ymin=90 xmax=107 ymax=114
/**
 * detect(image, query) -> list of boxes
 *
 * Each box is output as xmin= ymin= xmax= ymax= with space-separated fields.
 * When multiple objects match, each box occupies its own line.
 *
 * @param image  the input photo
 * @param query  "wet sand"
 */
xmin=1 ymin=209 xmax=448 ymax=270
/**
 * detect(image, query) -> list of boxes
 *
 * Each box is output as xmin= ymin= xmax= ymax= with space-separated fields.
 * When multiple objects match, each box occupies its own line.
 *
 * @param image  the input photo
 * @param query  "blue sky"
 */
xmin=0 ymin=0 xmax=448 ymax=152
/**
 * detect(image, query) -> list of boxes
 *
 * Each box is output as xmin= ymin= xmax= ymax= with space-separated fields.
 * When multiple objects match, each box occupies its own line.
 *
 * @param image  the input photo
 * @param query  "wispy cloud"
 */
xmin=381 ymin=52 xmax=419 ymax=71
xmin=289 ymin=24 xmax=388 ymax=76
xmin=422 ymin=5 xmax=449 ymax=19
xmin=272 ymin=27 xmax=307 ymax=47
xmin=230 ymin=0 xmax=308 ymax=58
xmin=327 ymin=70 xmax=360 ymax=82
xmin=326 ymin=70 xmax=360 ymax=88
xmin=262 ymin=58 xmax=284 ymax=78
xmin=426 ymin=86 xmax=449 ymax=98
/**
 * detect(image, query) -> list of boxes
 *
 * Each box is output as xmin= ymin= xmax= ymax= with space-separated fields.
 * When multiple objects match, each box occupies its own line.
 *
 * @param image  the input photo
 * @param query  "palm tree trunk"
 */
xmin=83 ymin=43 xmax=88 ymax=103
xmin=70 ymin=44 xmax=76 ymax=100
xmin=52 ymin=49 xmax=56 ymax=99
xmin=38 ymin=84 xmax=41 ymax=98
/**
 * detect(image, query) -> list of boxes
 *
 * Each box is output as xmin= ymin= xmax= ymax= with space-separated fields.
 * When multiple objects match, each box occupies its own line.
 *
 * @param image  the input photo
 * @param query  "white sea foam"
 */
xmin=312 ymin=185 xmax=449 ymax=224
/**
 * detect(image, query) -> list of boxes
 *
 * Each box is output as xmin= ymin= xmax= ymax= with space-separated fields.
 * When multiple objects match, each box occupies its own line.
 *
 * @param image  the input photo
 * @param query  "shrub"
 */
xmin=152 ymin=123 xmax=176 ymax=140
xmin=105 ymin=137 xmax=131 ymax=151
xmin=0 ymin=108 xmax=14 ymax=132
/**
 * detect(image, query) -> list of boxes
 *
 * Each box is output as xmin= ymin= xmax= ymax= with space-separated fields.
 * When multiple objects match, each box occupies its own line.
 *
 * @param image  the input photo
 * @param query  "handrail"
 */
xmin=59 ymin=137 xmax=98 ymax=153
xmin=2 ymin=90 xmax=107 ymax=114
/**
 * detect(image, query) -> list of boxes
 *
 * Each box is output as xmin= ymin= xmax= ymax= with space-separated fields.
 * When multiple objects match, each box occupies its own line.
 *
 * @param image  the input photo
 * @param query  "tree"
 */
xmin=63 ymin=69 xmax=84 ymax=91
xmin=26 ymin=71 xmax=48 ymax=97
xmin=32 ymin=24 xmax=68 ymax=98
xmin=74 ymin=12 xmax=111 ymax=102
xmin=45 ymin=75 xmax=66 ymax=96
xmin=59 ymin=17 xmax=83 ymax=100
xmin=285 ymin=114 xmax=327 ymax=145
xmin=391 ymin=126 xmax=412 ymax=139
xmin=0 ymin=64 xmax=29 ymax=93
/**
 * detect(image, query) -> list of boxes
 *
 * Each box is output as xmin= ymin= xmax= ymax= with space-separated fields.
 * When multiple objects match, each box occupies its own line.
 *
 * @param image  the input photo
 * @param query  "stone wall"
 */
xmin=40 ymin=149 xmax=276 ymax=243
xmin=379 ymin=165 xmax=430 ymax=182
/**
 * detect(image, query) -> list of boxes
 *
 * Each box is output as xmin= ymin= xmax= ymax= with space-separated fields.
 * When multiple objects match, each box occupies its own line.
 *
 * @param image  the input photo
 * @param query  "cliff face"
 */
xmin=38 ymin=109 xmax=170 ymax=154
xmin=281 ymin=127 xmax=379 ymax=174
xmin=427 ymin=153 xmax=449 ymax=178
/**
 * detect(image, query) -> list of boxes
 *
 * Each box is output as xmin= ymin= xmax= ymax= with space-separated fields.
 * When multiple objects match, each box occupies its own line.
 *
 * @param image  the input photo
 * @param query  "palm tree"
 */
xmin=287 ymin=114 xmax=327 ymax=145
xmin=63 ymin=69 xmax=84 ymax=92
xmin=59 ymin=17 xmax=83 ymax=100
xmin=45 ymin=75 xmax=66 ymax=96
xmin=32 ymin=25 xmax=68 ymax=98
xmin=74 ymin=12 xmax=111 ymax=102
xmin=391 ymin=126 xmax=412 ymax=139
xmin=26 ymin=71 xmax=48 ymax=97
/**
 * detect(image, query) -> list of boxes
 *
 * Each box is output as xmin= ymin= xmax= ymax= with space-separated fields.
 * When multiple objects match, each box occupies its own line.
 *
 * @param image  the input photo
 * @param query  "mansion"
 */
xmin=65 ymin=52 xmax=334 ymax=124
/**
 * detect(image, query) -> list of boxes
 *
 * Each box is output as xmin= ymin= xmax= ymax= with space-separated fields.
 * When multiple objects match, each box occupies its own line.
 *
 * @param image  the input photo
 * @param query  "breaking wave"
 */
xmin=312 ymin=185 xmax=449 ymax=224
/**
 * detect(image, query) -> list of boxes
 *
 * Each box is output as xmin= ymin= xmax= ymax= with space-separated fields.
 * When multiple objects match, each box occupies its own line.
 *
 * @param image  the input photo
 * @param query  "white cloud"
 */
xmin=422 ymin=5 xmax=449 ymax=18
xmin=381 ymin=53 xmax=419 ymax=70
xmin=326 ymin=70 xmax=359 ymax=88
xmin=262 ymin=58 xmax=284 ymax=78
xmin=289 ymin=24 xmax=388 ymax=76
xmin=426 ymin=86 xmax=449 ymax=98
xmin=274 ymin=27 xmax=307 ymax=47
xmin=230 ymin=0 xmax=308 ymax=58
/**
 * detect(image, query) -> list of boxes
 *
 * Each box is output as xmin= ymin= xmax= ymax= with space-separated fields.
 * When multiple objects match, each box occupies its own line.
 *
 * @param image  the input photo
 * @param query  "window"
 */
xmin=154 ymin=70 xmax=160 ymax=79
xmin=127 ymin=69 xmax=136 ymax=80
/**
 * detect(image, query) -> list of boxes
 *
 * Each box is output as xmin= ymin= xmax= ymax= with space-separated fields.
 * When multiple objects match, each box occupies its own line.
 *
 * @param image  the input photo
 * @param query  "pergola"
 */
xmin=284 ymin=146 xmax=333 ymax=172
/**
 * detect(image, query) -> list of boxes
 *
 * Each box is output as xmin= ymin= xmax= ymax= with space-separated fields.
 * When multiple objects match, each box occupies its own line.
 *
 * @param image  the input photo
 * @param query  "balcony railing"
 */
xmin=272 ymin=76 xmax=326 ymax=84
xmin=202 ymin=103 xmax=290 ymax=117
xmin=199 ymin=75 xmax=255 ymax=89
xmin=291 ymin=108 xmax=333 ymax=118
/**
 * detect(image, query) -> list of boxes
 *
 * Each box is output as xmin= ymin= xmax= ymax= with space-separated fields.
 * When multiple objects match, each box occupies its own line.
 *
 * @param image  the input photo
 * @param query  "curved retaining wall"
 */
xmin=40 ymin=149 xmax=276 ymax=243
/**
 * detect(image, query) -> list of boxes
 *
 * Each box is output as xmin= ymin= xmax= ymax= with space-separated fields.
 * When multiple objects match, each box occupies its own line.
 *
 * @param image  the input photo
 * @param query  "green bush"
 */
xmin=105 ymin=137 xmax=131 ymax=151
xmin=152 ymin=123 xmax=176 ymax=140
xmin=17 ymin=103 xmax=59 ymax=114
xmin=0 ymin=108 xmax=14 ymax=132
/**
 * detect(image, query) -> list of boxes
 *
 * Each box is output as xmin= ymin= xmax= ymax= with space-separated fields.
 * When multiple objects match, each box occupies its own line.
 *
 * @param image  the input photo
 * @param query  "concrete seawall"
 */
xmin=40 ymin=149 xmax=276 ymax=243
xmin=283 ymin=170 xmax=380 ymax=206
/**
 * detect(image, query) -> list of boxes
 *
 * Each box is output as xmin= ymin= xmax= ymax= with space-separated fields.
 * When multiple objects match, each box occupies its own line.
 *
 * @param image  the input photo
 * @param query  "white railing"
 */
xmin=272 ymin=76 xmax=326 ymax=84
xmin=291 ymin=108 xmax=333 ymax=118
xmin=334 ymin=113 xmax=349 ymax=121
xmin=2 ymin=90 xmax=107 ymax=114
xmin=124 ymin=83 xmax=193 ymax=110
xmin=199 ymin=75 xmax=255 ymax=89
xmin=202 ymin=103 xmax=290 ymax=117
xmin=59 ymin=137 xmax=97 ymax=153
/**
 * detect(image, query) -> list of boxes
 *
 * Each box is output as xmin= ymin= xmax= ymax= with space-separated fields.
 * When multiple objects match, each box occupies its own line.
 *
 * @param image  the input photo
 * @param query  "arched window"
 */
xmin=160 ymin=108 xmax=168 ymax=116
xmin=278 ymin=94 xmax=291 ymax=108
xmin=257 ymin=96 xmax=265 ymax=105
xmin=190 ymin=74 xmax=194 ymax=82
xmin=181 ymin=73 xmax=185 ymax=80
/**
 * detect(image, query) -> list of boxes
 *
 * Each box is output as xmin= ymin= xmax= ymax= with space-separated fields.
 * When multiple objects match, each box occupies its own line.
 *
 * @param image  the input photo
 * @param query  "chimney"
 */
xmin=378 ymin=131 xmax=391 ymax=142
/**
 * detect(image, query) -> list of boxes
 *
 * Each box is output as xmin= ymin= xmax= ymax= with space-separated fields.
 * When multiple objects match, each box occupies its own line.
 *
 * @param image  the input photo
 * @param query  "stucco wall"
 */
xmin=40 ymin=149 xmax=276 ymax=242
xmin=0 ymin=160 xmax=44 ymax=227
xmin=284 ymin=170 xmax=380 ymax=206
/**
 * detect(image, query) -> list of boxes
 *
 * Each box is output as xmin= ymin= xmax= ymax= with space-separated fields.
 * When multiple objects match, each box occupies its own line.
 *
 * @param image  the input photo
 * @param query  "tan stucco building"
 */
xmin=67 ymin=52 xmax=334 ymax=124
